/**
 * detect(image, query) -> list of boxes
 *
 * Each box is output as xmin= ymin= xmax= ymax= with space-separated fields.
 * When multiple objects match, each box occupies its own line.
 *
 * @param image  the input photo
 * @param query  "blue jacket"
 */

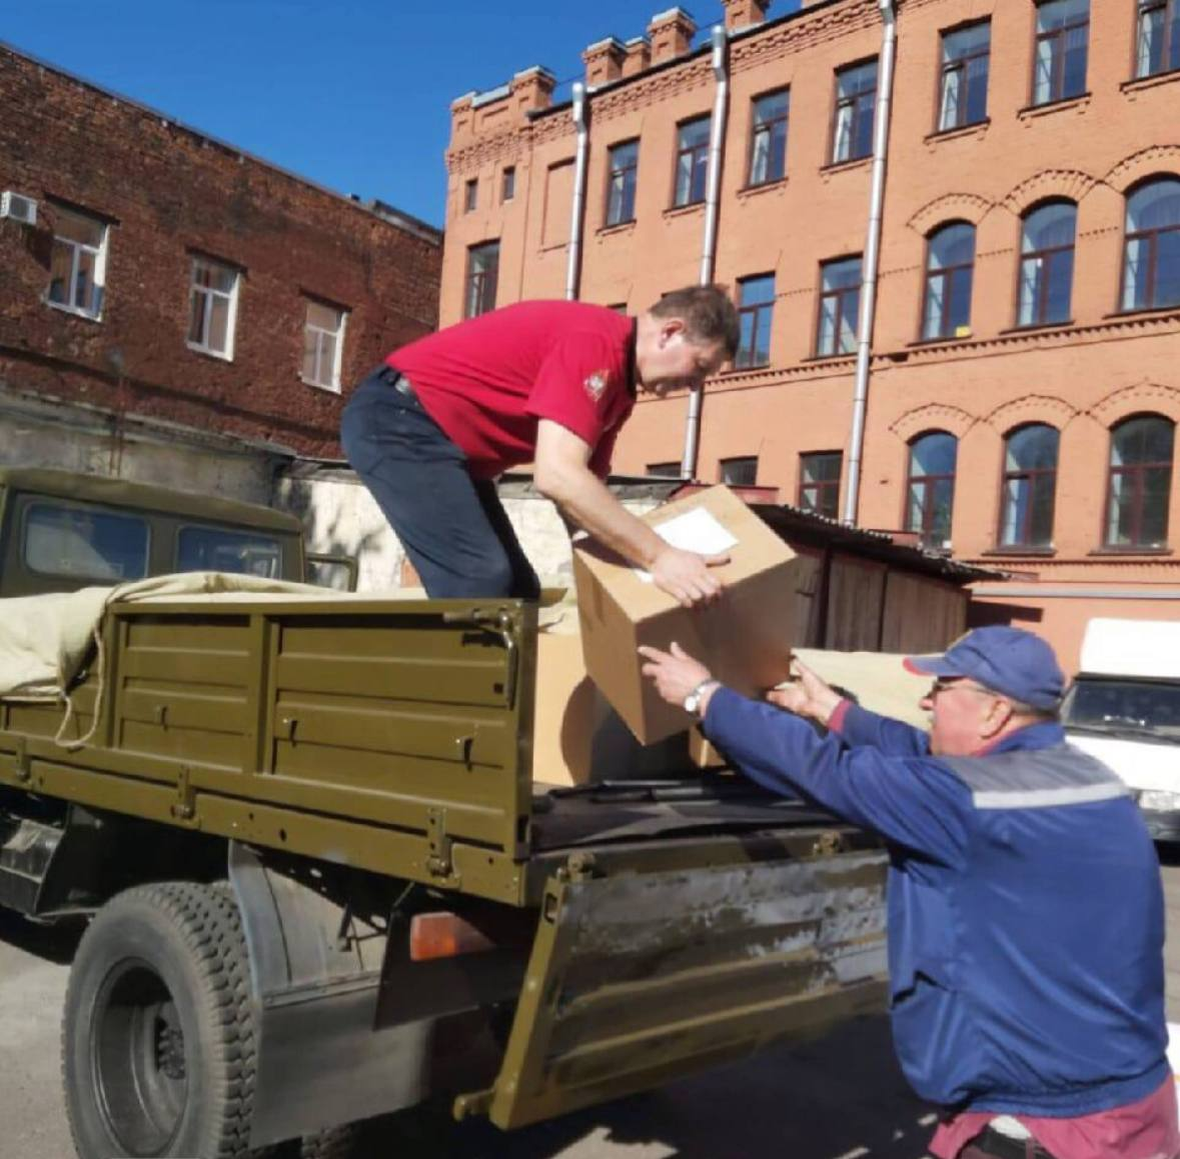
xmin=703 ymin=688 xmax=1168 ymax=1116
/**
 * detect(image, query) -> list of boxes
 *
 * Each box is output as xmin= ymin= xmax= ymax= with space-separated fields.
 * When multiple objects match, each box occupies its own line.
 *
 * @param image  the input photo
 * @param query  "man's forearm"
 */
xmin=542 ymin=468 xmax=666 ymax=569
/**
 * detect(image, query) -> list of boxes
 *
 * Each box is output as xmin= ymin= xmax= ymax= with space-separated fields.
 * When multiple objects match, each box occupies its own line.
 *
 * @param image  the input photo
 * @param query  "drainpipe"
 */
xmin=565 ymin=82 xmax=589 ymax=300
xmin=681 ymin=24 xmax=729 ymax=480
xmin=841 ymin=0 xmax=897 ymax=526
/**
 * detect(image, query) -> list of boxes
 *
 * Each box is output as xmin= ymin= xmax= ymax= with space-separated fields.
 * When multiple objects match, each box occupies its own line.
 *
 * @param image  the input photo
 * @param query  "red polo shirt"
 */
xmin=385 ymin=300 xmax=636 ymax=480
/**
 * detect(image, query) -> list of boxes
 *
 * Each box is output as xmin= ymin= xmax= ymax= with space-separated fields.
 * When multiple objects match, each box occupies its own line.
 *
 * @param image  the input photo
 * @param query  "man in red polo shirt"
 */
xmin=341 ymin=285 xmax=739 ymax=606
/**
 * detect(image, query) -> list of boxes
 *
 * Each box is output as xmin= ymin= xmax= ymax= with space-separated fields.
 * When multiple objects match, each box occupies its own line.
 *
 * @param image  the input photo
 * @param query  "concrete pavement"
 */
xmin=4 ymin=863 xmax=1179 ymax=1159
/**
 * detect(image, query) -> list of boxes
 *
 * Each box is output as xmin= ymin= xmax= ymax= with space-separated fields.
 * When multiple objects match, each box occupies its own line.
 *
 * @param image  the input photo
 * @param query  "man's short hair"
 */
xmin=649 ymin=285 xmax=740 ymax=361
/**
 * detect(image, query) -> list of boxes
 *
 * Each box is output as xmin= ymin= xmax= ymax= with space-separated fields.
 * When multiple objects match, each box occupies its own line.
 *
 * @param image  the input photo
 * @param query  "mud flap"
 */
xmin=455 ymin=848 xmax=888 ymax=1129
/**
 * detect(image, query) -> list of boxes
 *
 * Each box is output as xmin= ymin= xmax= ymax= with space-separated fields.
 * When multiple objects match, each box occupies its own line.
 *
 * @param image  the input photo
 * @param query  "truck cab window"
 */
xmin=176 ymin=526 xmax=282 ymax=578
xmin=23 ymin=502 xmax=149 ymax=582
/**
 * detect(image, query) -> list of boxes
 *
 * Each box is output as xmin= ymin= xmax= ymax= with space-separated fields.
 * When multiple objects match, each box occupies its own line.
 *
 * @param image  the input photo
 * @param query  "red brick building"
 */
xmin=0 ymin=43 xmax=441 ymax=461
xmin=440 ymin=0 xmax=1180 ymax=667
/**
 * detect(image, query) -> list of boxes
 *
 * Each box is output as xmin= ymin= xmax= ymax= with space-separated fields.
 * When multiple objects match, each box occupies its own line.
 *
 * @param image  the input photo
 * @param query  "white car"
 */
xmin=1063 ymin=619 xmax=1180 ymax=843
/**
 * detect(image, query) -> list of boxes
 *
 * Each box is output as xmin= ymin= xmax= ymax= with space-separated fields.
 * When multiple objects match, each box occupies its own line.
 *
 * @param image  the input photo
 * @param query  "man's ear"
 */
xmin=659 ymin=318 xmax=686 ymax=346
xmin=981 ymin=697 xmax=1014 ymax=739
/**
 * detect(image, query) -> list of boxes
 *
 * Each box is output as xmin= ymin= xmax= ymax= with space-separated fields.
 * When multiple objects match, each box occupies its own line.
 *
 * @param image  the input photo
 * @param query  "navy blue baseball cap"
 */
xmin=903 ymin=626 xmax=1065 ymax=710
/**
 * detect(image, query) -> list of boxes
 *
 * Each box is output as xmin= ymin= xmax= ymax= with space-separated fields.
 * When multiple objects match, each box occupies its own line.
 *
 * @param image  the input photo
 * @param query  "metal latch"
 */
xmin=171 ymin=764 xmax=197 ymax=824
xmin=13 ymin=736 xmax=30 ymax=783
xmin=442 ymin=606 xmax=521 ymax=708
xmin=426 ymin=807 xmax=453 ymax=878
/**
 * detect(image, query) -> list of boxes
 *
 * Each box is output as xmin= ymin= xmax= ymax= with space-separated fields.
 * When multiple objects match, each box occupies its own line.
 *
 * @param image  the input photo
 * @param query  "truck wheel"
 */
xmin=62 ymin=881 xmax=257 ymax=1159
xmin=289 ymin=1124 xmax=360 ymax=1159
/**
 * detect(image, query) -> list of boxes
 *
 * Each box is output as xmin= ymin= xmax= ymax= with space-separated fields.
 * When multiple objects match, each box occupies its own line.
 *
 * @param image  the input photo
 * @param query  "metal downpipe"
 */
xmin=841 ymin=0 xmax=897 ymax=526
xmin=565 ymin=83 xmax=589 ymax=300
xmin=681 ymin=24 xmax=729 ymax=479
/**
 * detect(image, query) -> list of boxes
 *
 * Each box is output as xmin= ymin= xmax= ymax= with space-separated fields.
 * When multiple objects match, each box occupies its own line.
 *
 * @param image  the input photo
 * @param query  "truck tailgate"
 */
xmin=457 ymin=841 xmax=887 ymax=1128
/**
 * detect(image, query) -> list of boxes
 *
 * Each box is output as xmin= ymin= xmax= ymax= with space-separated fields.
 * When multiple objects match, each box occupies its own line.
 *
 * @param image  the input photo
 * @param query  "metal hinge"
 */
xmin=426 ymin=807 xmax=453 ymax=878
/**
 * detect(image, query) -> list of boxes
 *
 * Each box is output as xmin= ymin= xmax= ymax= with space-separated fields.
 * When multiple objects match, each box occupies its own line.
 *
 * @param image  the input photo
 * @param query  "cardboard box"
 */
xmin=531 ymin=616 xmax=687 ymax=786
xmin=573 ymin=485 xmax=810 ymax=745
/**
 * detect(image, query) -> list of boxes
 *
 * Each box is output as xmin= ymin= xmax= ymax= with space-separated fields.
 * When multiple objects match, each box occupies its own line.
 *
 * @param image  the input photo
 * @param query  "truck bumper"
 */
xmin=1141 ymin=808 xmax=1180 ymax=843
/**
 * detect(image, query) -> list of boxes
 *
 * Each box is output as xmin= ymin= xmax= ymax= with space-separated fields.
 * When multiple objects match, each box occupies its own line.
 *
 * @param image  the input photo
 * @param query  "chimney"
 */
xmin=622 ymin=36 xmax=652 ymax=77
xmin=511 ymin=66 xmax=556 ymax=116
xmin=722 ymin=0 xmax=770 ymax=31
xmin=583 ymin=37 xmax=627 ymax=87
xmin=647 ymin=7 xmax=697 ymax=64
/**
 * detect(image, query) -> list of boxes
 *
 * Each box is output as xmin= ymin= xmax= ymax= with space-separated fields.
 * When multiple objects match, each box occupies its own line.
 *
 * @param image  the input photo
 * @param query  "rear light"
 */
xmin=409 ymin=911 xmax=497 ymax=962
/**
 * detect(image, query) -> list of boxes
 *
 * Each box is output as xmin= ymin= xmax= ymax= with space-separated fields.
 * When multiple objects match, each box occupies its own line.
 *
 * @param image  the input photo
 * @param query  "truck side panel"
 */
xmin=0 ymin=598 xmax=537 ymax=905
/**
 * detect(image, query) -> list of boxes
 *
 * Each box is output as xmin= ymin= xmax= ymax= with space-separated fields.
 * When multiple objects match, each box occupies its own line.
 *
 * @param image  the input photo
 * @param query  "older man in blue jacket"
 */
xmin=640 ymin=626 xmax=1178 ymax=1159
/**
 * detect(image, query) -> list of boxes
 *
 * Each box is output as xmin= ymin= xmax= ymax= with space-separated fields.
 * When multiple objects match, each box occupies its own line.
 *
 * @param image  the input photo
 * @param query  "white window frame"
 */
xmin=187 ymin=256 xmax=240 ymax=361
xmin=301 ymin=299 xmax=348 ymax=393
xmin=46 ymin=206 xmax=108 ymax=321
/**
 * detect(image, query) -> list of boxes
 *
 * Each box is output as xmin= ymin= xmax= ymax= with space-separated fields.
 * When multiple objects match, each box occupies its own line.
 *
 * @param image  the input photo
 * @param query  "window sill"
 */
xmin=186 ymin=341 xmax=234 ymax=363
xmin=798 ymin=352 xmax=857 ymax=365
xmin=1017 ymin=93 xmax=1091 ymax=121
xmin=1088 ymin=546 xmax=1173 ymax=557
xmin=596 ymin=220 xmax=636 ymax=238
xmin=1103 ymin=305 xmax=1180 ymax=322
xmin=300 ymin=376 xmax=342 ymax=394
xmin=663 ymin=202 xmax=705 ymax=220
xmin=736 ymin=176 xmax=789 ymax=199
xmin=906 ymin=332 xmax=973 ymax=348
xmin=820 ymin=155 xmax=872 ymax=176
xmin=1120 ymin=68 xmax=1180 ymax=96
xmin=997 ymin=320 xmax=1075 ymax=336
xmin=923 ymin=117 xmax=990 ymax=145
xmin=980 ymin=546 xmax=1057 ymax=558
xmin=45 ymin=300 xmax=103 ymax=324
xmin=725 ymin=360 xmax=772 ymax=374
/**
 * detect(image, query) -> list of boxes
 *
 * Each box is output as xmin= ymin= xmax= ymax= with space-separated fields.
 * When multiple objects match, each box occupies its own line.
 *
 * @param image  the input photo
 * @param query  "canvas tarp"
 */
xmin=0 ymin=571 xmax=345 ymax=703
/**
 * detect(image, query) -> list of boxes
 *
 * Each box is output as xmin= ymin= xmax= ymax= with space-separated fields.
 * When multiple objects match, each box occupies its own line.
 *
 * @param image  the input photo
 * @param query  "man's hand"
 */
xmin=766 ymin=659 xmax=843 ymax=726
xmin=649 ymin=545 xmax=728 ymax=609
xmin=534 ymin=421 xmax=725 ymax=609
xmin=638 ymin=641 xmax=716 ymax=711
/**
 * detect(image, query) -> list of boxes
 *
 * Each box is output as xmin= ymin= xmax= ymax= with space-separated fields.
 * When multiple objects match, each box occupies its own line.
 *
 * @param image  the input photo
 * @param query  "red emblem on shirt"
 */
xmin=583 ymin=369 xmax=611 ymax=402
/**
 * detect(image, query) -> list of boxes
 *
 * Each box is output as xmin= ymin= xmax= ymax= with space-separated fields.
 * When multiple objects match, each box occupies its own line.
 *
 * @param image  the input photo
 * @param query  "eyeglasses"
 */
xmin=928 ymin=678 xmax=995 ymax=699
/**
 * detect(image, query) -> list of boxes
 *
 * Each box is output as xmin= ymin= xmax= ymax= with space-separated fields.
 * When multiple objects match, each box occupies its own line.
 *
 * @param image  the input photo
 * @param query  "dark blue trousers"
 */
xmin=340 ymin=366 xmax=541 ymax=599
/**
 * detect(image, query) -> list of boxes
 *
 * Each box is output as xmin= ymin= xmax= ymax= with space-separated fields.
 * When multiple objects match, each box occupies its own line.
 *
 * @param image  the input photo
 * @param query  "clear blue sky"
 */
xmin=4 ymin=0 xmax=797 ymax=228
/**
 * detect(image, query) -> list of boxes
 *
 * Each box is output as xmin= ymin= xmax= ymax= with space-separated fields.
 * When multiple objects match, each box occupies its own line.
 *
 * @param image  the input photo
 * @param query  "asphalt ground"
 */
xmin=3 ymin=859 xmax=1179 ymax=1159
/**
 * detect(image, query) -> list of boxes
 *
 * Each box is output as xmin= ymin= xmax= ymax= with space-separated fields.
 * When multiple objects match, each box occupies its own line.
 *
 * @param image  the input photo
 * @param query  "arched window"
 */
xmin=1105 ymin=414 xmax=1174 ymax=548
xmin=1122 ymin=178 xmax=1180 ymax=311
xmin=922 ymin=223 xmax=975 ymax=340
xmin=1018 ymin=203 xmax=1076 ymax=327
xmin=906 ymin=431 xmax=957 ymax=548
xmin=999 ymin=424 xmax=1059 ymax=547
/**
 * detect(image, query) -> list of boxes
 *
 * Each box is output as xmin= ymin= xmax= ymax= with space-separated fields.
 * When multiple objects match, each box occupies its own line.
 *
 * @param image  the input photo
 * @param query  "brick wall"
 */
xmin=439 ymin=0 xmax=1180 ymax=668
xmin=0 ymin=45 xmax=442 ymax=457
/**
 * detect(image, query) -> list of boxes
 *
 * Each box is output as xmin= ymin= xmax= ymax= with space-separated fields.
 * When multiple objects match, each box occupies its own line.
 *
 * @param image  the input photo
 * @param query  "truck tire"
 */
xmin=61 ymin=881 xmax=258 ymax=1159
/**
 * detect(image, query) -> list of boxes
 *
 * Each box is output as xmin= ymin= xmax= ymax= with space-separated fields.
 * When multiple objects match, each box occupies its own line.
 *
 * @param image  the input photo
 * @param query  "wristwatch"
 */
xmin=683 ymin=678 xmax=720 ymax=717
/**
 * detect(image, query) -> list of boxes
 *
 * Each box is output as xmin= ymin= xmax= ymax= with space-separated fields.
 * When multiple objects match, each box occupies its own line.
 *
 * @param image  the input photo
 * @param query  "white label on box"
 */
xmin=634 ymin=507 xmax=740 ymax=582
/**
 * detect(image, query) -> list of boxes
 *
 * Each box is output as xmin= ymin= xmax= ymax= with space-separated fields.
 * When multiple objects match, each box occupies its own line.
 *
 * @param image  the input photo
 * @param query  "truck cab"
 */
xmin=1062 ymin=617 xmax=1180 ymax=841
xmin=0 ymin=466 xmax=359 ymax=596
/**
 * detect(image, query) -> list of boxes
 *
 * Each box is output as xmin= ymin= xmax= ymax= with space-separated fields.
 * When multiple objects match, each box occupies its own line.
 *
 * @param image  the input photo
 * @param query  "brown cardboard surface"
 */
xmin=689 ymin=647 xmax=932 ymax=768
xmin=532 ymin=625 xmax=688 ymax=786
xmin=573 ymin=485 xmax=813 ymax=745
xmin=792 ymin=648 xmax=932 ymax=731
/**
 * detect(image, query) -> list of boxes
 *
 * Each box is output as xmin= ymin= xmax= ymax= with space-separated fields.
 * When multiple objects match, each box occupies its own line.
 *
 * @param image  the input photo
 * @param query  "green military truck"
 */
xmin=0 ymin=468 xmax=888 ymax=1159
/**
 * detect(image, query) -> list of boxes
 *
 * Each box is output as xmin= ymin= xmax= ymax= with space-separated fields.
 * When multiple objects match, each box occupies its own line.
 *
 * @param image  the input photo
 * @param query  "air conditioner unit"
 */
xmin=0 ymin=191 xmax=38 ymax=226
